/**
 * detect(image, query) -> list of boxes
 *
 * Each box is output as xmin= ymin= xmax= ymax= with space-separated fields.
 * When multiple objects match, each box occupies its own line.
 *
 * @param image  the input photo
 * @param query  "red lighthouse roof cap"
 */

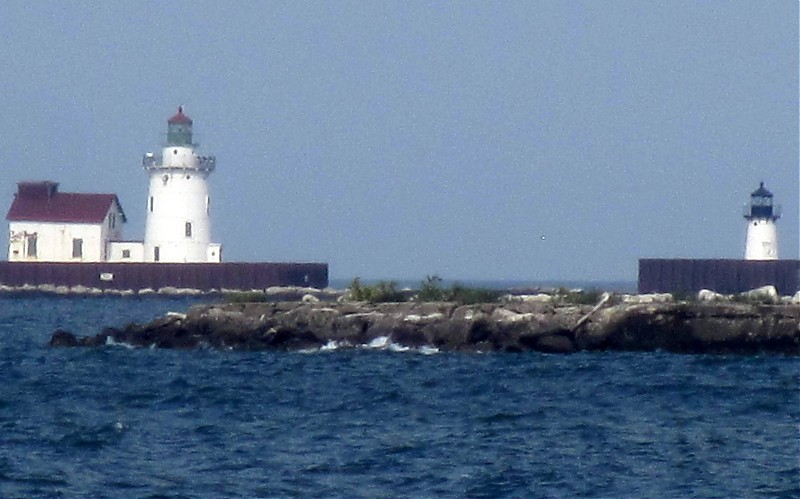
xmin=168 ymin=106 xmax=193 ymax=125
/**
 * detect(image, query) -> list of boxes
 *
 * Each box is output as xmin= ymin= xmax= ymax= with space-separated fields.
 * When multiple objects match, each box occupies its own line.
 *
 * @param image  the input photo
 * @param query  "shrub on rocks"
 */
xmin=557 ymin=288 xmax=604 ymax=305
xmin=417 ymin=275 xmax=446 ymax=301
xmin=413 ymin=275 xmax=500 ymax=305
xmin=348 ymin=278 xmax=407 ymax=303
xmin=224 ymin=291 xmax=269 ymax=303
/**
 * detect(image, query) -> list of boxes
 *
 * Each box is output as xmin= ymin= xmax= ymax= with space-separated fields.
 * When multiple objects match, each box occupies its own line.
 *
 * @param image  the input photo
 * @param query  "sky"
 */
xmin=0 ymin=1 xmax=797 ymax=283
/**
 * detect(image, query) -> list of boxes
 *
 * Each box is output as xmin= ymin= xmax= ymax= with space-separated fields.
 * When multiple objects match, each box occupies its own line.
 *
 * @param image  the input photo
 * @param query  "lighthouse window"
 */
xmin=154 ymin=246 xmax=160 ymax=262
xmin=185 ymin=222 xmax=193 ymax=238
xmin=26 ymin=234 xmax=37 ymax=258
xmin=72 ymin=238 xmax=83 ymax=258
xmin=149 ymin=196 xmax=154 ymax=212
xmin=122 ymin=249 xmax=131 ymax=259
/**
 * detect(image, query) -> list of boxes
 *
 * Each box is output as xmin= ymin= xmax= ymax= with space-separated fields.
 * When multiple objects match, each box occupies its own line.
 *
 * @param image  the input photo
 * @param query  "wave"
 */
xmin=298 ymin=336 xmax=440 ymax=355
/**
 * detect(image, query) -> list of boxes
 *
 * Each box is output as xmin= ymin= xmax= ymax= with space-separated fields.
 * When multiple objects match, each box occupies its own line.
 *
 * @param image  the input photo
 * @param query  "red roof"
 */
xmin=168 ymin=106 xmax=193 ymax=125
xmin=6 ymin=182 xmax=126 ymax=224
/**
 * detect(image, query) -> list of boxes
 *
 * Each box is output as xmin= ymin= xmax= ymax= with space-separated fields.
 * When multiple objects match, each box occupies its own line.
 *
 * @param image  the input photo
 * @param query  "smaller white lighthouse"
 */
xmin=142 ymin=107 xmax=221 ymax=263
xmin=743 ymin=182 xmax=780 ymax=260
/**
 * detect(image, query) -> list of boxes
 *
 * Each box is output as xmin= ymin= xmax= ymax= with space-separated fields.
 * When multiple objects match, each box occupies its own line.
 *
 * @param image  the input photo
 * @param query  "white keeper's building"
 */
xmin=6 ymin=181 xmax=126 ymax=262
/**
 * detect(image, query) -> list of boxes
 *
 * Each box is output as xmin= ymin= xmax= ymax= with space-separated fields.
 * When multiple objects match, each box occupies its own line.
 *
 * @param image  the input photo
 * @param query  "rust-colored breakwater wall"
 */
xmin=0 ymin=261 xmax=328 ymax=292
xmin=639 ymin=259 xmax=800 ymax=295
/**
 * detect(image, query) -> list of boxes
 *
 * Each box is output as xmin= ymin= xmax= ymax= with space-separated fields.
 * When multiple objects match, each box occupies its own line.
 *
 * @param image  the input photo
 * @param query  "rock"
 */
xmin=47 ymin=299 xmax=800 ymax=355
xmin=523 ymin=333 xmax=576 ymax=354
xmin=741 ymin=285 xmax=779 ymax=303
xmin=49 ymin=329 xmax=79 ymax=347
xmin=698 ymin=289 xmax=726 ymax=302
xmin=504 ymin=293 xmax=553 ymax=303
xmin=620 ymin=293 xmax=673 ymax=304
xmin=600 ymin=302 xmax=800 ymax=354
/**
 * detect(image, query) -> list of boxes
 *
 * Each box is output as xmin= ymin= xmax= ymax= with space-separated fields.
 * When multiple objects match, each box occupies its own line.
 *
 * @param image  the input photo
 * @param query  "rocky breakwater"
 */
xmin=50 ymin=295 xmax=800 ymax=354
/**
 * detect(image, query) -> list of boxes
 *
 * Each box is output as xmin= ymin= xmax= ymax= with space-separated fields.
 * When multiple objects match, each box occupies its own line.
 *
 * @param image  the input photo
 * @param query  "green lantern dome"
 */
xmin=166 ymin=106 xmax=193 ymax=146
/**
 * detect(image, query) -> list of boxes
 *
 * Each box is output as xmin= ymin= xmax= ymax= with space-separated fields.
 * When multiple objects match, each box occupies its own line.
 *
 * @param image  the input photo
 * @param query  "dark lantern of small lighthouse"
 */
xmin=166 ymin=106 xmax=193 ymax=146
xmin=745 ymin=182 xmax=779 ymax=220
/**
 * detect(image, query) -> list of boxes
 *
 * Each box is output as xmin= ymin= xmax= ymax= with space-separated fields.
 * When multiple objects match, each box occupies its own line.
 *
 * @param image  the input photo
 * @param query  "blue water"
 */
xmin=0 ymin=296 xmax=798 ymax=498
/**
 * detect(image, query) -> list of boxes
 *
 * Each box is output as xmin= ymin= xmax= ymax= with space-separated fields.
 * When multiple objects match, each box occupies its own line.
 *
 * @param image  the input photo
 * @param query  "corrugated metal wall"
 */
xmin=0 ymin=262 xmax=328 ymax=291
xmin=638 ymin=259 xmax=800 ymax=295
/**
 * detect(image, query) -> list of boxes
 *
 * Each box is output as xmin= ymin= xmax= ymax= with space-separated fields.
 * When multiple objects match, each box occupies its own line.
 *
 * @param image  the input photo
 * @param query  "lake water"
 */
xmin=0 ymin=296 xmax=797 ymax=498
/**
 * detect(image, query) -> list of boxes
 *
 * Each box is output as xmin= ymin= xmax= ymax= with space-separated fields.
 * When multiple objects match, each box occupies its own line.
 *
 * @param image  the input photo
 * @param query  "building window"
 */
xmin=72 ymin=238 xmax=83 ymax=258
xmin=26 ymin=234 xmax=37 ymax=258
xmin=185 ymin=222 xmax=192 ymax=238
xmin=154 ymin=246 xmax=160 ymax=262
xmin=122 ymin=249 xmax=131 ymax=259
xmin=109 ymin=213 xmax=115 ymax=228
xmin=149 ymin=196 xmax=154 ymax=212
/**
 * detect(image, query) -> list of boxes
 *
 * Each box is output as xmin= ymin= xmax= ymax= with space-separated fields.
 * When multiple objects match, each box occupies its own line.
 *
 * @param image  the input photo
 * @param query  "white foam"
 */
xmin=367 ymin=336 xmax=391 ymax=349
xmin=361 ymin=335 xmax=439 ymax=354
xmin=297 ymin=346 xmax=322 ymax=354
xmin=105 ymin=336 xmax=135 ymax=349
xmin=320 ymin=340 xmax=339 ymax=351
xmin=298 ymin=339 xmax=355 ymax=353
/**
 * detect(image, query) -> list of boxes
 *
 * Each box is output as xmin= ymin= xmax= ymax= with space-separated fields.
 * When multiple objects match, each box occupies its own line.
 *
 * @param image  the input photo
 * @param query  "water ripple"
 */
xmin=0 ymin=298 xmax=797 ymax=497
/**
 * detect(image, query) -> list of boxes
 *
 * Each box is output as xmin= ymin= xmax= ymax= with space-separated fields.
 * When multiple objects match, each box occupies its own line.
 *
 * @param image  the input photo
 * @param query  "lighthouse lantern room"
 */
xmin=743 ymin=182 xmax=780 ymax=260
xmin=142 ymin=107 xmax=221 ymax=263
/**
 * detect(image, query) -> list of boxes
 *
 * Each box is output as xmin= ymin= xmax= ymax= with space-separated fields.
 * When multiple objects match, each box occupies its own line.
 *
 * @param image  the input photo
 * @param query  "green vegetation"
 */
xmin=447 ymin=284 xmax=502 ymax=305
xmin=346 ymin=275 xmax=501 ymax=305
xmin=556 ymin=288 xmax=604 ymax=305
xmin=416 ymin=275 xmax=446 ymax=301
xmin=414 ymin=275 xmax=501 ymax=305
xmin=348 ymin=278 xmax=407 ymax=303
xmin=223 ymin=291 xmax=269 ymax=303
xmin=670 ymin=290 xmax=697 ymax=303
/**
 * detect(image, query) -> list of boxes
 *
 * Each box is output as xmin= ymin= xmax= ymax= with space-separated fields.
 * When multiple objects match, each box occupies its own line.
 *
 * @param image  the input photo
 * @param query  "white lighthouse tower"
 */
xmin=743 ymin=182 xmax=780 ymax=260
xmin=142 ymin=107 xmax=222 ymax=263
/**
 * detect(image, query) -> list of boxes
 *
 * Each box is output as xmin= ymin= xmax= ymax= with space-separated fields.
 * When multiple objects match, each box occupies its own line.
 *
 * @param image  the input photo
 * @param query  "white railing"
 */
xmin=142 ymin=153 xmax=216 ymax=172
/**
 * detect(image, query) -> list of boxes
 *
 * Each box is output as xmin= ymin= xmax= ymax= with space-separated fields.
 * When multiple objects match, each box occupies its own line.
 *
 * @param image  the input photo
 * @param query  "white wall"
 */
xmin=745 ymin=219 xmax=779 ymax=260
xmin=207 ymin=243 xmax=222 ymax=263
xmin=8 ymin=204 xmax=126 ymax=262
xmin=9 ymin=221 xmax=104 ymax=262
xmin=108 ymin=241 xmax=145 ymax=262
xmin=143 ymin=144 xmax=220 ymax=263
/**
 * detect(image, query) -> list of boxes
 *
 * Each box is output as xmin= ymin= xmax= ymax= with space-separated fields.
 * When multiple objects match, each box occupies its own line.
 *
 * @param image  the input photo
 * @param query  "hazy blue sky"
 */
xmin=0 ymin=1 xmax=797 ymax=282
